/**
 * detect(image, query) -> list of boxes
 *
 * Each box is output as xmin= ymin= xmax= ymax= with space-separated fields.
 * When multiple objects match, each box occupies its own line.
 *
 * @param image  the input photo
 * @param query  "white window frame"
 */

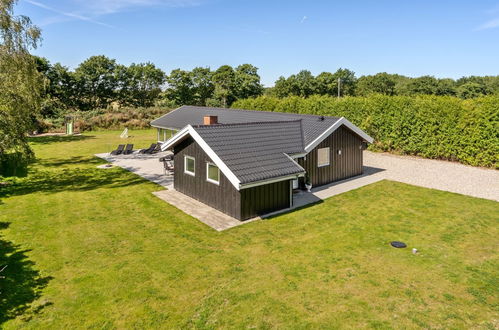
xmin=206 ymin=162 xmax=220 ymax=185
xmin=317 ymin=147 xmax=330 ymax=167
xmin=184 ymin=155 xmax=195 ymax=176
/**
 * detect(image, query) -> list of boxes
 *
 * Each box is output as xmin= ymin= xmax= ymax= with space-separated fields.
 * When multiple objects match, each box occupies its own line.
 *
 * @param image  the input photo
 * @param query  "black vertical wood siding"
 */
xmin=173 ymin=137 xmax=242 ymax=219
xmin=297 ymin=125 xmax=364 ymax=187
xmin=173 ymin=138 xmax=291 ymax=220
xmin=240 ymin=180 xmax=291 ymax=220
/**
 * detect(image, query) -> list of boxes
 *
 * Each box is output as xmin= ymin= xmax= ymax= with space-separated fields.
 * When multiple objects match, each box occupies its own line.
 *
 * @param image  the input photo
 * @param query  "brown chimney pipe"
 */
xmin=203 ymin=116 xmax=218 ymax=125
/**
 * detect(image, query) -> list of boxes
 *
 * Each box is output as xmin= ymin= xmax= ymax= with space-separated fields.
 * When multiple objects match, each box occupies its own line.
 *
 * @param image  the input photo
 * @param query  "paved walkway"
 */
xmin=152 ymin=190 xmax=260 ymax=231
xmin=96 ymin=150 xmax=498 ymax=231
xmin=95 ymin=152 xmax=173 ymax=188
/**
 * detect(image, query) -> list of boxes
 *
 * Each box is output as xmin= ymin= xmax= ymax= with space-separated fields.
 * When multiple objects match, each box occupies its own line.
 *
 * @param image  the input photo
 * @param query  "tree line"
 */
xmin=37 ymin=57 xmax=499 ymax=121
xmin=270 ymin=69 xmax=499 ymax=99
xmin=36 ymin=56 xmax=265 ymax=118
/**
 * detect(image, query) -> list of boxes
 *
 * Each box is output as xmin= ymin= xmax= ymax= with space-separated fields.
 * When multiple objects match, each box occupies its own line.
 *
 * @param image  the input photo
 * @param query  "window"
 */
xmin=184 ymin=156 xmax=195 ymax=176
xmin=206 ymin=162 xmax=220 ymax=185
xmin=317 ymin=147 xmax=330 ymax=167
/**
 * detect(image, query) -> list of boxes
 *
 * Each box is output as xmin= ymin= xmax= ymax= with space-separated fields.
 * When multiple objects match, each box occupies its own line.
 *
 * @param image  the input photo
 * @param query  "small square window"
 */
xmin=184 ymin=156 xmax=195 ymax=176
xmin=317 ymin=147 xmax=330 ymax=167
xmin=206 ymin=162 xmax=220 ymax=185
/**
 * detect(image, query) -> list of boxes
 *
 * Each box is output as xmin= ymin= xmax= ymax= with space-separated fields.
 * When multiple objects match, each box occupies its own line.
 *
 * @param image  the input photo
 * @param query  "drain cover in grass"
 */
xmin=390 ymin=241 xmax=407 ymax=248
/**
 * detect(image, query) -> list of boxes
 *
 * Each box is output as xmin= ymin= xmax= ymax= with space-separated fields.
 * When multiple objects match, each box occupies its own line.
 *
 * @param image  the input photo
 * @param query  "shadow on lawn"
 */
xmin=33 ymin=156 xmax=104 ymax=168
xmin=28 ymin=134 xmax=95 ymax=145
xmin=0 ymin=165 xmax=146 ymax=199
xmin=0 ymin=222 xmax=52 ymax=324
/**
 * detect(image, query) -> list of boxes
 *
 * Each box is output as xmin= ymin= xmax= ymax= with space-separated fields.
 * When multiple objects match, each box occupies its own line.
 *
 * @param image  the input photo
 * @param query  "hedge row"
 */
xmin=232 ymin=95 xmax=499 ymax=168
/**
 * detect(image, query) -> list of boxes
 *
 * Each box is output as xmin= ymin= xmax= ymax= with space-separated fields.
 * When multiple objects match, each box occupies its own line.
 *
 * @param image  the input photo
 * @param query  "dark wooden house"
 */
xmin=153 ymin=106 xmax=373 ymax=220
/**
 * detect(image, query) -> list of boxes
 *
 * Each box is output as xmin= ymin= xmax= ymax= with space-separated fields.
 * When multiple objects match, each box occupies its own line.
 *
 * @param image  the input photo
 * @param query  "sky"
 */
xmin=15 ymin=0 xmax=499 ymax=86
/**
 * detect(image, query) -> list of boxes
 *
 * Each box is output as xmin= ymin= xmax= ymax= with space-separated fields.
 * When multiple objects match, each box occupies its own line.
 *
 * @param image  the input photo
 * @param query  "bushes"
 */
xmin=233 ymin=95 xmax=499 ymax=168
xmin=41 ymin=107 xmax=172 ymax=132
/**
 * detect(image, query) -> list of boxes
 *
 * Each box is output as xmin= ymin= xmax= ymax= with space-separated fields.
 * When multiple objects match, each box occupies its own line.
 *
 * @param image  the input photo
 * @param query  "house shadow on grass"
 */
xmin=0 ymin=222 xmax=53 ymax=324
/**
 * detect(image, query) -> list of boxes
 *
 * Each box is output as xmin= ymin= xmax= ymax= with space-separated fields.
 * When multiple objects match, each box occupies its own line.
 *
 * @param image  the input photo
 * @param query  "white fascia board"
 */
xmin=160 ymin=125 xmax=190 ymax=151
xmin=188 ymin=127 xmax=242 ymax=190
xmin=304 ymin=117 xmax=374 ymax=153
xmin=239 ymin=173 xmax=304 ymax=190
xmin=289 ymin=153 xmax=307 ymax=159
xmin=161 ymin=125 xmax=242 ymax=190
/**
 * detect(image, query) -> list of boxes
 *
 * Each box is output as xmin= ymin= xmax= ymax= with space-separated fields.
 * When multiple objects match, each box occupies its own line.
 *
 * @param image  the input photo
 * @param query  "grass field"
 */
xmin=0 ymin=129 xmax=498 ymax=329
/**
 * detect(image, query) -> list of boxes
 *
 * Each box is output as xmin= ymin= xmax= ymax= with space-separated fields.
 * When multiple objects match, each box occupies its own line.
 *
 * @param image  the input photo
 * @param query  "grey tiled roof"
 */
xmin=192 ymin=121 xmax=305 ymax=184
xmin=151 ymin=105 xmax=341 ymax=146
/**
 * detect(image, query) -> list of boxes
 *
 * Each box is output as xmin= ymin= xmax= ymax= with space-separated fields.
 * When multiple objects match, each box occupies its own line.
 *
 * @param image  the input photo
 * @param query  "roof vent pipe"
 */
xmin=203 ymin=116 xmax=218 ymax=125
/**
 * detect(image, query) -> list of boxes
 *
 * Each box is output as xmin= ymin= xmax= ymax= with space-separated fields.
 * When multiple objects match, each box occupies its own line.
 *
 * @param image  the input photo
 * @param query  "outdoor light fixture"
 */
xmin=338 ymin=149 xmax=342 ymax=155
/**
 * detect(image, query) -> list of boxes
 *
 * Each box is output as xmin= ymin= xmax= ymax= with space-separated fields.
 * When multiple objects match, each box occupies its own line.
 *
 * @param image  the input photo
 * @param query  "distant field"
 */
xmin=0 ymin=130 xmax=498 ymax=328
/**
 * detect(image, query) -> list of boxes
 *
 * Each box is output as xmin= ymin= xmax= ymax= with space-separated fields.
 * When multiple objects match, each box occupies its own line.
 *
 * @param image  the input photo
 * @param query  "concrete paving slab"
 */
xmin=95 ymin=151 xmax=173 ymax=188
xmin=152 ymin=190 xmax=259 ymax=231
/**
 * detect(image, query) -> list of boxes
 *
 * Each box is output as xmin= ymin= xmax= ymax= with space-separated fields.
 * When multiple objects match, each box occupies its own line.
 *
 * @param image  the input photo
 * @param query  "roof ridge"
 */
xmin=192 ymin=119 xmax=303 ymax=128
xmin=183 ymin=105 xmax=338 ymax=120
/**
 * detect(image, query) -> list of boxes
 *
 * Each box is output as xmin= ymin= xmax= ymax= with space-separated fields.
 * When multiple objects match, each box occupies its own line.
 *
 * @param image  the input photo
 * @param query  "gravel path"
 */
xmin=364 ymin=151 xmax=499 ymax=201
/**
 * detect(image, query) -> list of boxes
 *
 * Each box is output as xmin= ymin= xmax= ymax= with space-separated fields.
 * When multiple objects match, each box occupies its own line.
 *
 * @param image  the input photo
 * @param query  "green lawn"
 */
xmin=0 ymin=130 xmax=498 ymax=329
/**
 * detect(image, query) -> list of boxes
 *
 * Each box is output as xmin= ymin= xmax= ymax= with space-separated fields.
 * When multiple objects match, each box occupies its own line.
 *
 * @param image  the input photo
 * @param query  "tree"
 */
xmin=35 ymin=57 xmax=78 ymax=117
xmin=212 ymin=65 xmax=236 ymax=107
xmin=74 ymin=55 xmax=119 ymax=109
xmin=457 ymin=82 xmax=490 ymax=99
xmin=332 ymin=68 xmax=356 ymax=96
xmin=405 ymin=76 xmax=440 ymax=95
xmin=293 ymin=70 xmax=317 ymax=97
xmin=121 ymin=62 xmax=165 ymax=107
xmin=356 ymin=72 xmax=396 ymax=96
xmin=274 ymin=70 xmax=317 ymax=98
xmin=316 ymin=72 xmax=337 ymax=96
xmin=234 ymin=64 xmax=264 ymax=99
xmin=191 ymin=67 xmax=213 ymax=106
xmin=273 ymin=76 xmax=293 ymax=97
xmin=435 ymin=78 xmax=456 ymax=96
xmin=0 ymin=0 xmax=43 ymax=176
xmin=315 ymin=69 xmax=357 ymax=96
xmin=165 ymin=69 xmax=195 ymax=106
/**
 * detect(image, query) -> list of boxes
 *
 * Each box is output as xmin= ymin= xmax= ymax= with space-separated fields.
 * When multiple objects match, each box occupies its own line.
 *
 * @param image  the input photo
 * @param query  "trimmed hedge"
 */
xmin=232 ymin=95 xmax=499 ymax=168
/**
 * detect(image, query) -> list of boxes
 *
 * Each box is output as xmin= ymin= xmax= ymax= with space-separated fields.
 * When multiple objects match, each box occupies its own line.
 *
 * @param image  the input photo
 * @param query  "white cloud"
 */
xmin=300 ymin=15 xmax=307 ymax=24
xmin=476 ymin=17 xmax=499 ymax=30
xmin=73 ymin=0 xmax=202 ymax=16
xmin=25 ymin=0 xmax=115 ymax=28
xmin=24 ymin=0 xmax=203 ymax=27
xmin=476 ymin=5 xmax=499 ymax=31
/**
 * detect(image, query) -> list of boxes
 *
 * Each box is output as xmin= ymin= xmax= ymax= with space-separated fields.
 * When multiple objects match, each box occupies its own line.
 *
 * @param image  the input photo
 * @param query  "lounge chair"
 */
xmin=123 ymin=144 xmax=134 ymax=155
xmin=139 ymin=143 xmax=156 ymax=154
xmin=110 ymin=144 xmax=125 ymax=155
xmin=149 ymin=143 xmax=161 ymax=154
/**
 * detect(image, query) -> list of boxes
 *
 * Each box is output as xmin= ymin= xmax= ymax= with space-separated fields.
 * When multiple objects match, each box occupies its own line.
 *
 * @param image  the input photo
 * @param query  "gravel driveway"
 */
xmin=364 ymin=151 xmax=499 ymax=201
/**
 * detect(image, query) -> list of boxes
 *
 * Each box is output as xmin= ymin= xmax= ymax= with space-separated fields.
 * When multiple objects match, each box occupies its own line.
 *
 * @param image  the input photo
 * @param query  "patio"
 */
xmin=95 ymin=151 xmax=173 ymax=188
